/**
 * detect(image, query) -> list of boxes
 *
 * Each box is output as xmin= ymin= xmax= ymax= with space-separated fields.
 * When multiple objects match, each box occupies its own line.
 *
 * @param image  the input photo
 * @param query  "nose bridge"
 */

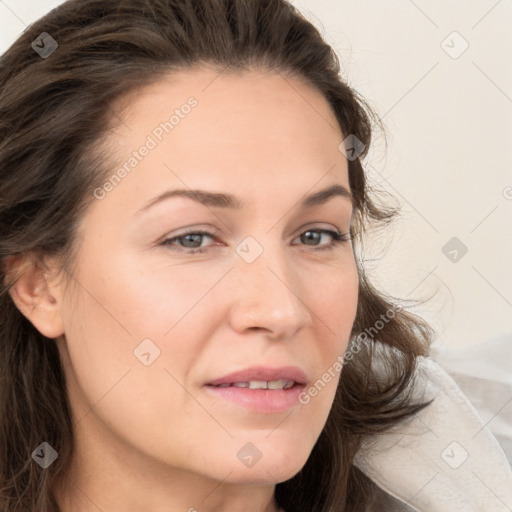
xmin=228 ymin=234 xmax=312 ymax=335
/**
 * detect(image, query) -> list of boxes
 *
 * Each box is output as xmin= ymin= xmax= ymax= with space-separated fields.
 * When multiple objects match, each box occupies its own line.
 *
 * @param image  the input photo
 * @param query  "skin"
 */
xmin=8 ymin=66 xmax=359 ymax=512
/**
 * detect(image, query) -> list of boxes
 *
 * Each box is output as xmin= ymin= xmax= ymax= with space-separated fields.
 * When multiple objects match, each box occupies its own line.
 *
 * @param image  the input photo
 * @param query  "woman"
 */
xmin=1 ymin=1 xmax=508 ymax=511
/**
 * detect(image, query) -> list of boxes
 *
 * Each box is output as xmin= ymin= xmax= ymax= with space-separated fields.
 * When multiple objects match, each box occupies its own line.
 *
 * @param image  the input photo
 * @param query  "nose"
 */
xmin=227 ymin=240 xmax=313 ymax=340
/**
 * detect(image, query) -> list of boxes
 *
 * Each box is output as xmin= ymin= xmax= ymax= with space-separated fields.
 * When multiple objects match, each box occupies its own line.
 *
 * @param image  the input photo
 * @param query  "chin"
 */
xmin=222 ymin=442 xmax=312 ymax=485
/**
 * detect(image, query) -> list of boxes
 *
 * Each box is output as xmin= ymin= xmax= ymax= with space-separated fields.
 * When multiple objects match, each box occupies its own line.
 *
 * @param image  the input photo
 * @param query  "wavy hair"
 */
xmin=0 ymin=0 xmax=434 ymax=510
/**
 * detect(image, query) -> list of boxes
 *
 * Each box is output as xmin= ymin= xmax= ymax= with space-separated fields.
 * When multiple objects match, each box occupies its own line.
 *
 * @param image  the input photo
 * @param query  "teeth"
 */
xmin=268 ymin=379 xmax=294 ymax=390
xmin=248 ymin=380 xmax=268 ymax=389
xmin=215 ymin=379 xmax=295 ymax=390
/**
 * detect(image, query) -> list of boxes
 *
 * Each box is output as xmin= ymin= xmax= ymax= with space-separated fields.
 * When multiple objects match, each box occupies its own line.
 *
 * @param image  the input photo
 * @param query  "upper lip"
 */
xmin=206 ymin=366 xmax=307 ymax=386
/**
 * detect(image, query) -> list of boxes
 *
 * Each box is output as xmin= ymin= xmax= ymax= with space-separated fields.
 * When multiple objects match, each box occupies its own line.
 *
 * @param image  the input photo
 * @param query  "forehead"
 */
xmin=108 ymin=65 xmax=344 ymax=157
xmin=94 ymin=66 xmax=349 ymax=213
xmin=114 ymin=65 xmax=340 ymax=124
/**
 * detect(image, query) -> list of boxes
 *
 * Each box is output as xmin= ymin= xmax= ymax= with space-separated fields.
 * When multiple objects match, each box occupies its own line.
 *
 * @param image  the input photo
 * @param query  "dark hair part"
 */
xmin=0 ymin=0 xmax=434 ymax=510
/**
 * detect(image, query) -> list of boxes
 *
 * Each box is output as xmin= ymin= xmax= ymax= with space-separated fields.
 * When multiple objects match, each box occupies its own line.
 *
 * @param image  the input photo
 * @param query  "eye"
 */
xmin=292 ymin=229 xmax=352 ymax=251
xmin=159 ymin=227 xmax=352 ymax=254
xmin=160 ymin=229 xmax=216 ymax=254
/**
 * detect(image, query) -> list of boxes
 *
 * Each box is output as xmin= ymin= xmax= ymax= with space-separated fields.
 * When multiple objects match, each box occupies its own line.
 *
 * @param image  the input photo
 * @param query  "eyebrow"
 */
xmin=134 ymin=183 xmax=353 ymax=216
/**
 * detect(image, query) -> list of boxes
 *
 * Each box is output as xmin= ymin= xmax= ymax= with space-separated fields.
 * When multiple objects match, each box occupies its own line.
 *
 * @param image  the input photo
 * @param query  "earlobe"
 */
xmin=5 ymin=254 xmax=65 ymax=339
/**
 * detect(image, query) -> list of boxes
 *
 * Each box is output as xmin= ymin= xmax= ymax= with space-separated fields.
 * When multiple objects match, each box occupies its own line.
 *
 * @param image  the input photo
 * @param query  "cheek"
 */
xmin=59 ymin=251 xmax=227 ymax=411
xmin=69 ymin=247 xmax=220 ymax=344
xmin=307 ymin=261 xmax=359 ymax=399
xmin=58 ymin=267 xmax=210 ymax=464
xmin=311 ymin=258 xmax=359 ymax=339
xmin=108 ymin=259 xmax=230 ymax=340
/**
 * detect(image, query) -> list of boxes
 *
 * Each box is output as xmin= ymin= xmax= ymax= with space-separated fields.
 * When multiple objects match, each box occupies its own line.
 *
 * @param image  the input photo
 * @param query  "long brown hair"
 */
xmin=0 ymin=0 xmax=434 ymax=510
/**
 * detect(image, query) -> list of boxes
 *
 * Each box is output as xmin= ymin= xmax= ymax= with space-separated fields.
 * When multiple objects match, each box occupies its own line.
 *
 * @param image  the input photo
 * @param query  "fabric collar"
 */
xmin=353 ymin=353 xmax=512 ymax=511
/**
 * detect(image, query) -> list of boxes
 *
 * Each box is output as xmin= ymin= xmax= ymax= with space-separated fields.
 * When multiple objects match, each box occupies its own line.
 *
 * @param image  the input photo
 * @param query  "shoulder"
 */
xmin=354 ymin=340 xmax=512 ymax=511
xmin=430 ymin=331 xmax=512 ymax=464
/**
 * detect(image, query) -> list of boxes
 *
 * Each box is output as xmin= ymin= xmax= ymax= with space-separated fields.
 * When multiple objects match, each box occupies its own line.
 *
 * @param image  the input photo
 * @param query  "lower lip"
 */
xmin=204 ymin=384 xmax=305 ymax=413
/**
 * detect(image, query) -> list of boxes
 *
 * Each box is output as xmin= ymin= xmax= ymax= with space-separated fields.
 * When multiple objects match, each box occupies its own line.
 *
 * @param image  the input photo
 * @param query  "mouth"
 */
xmin=209 ymin=379 xmax=297 ymax=390
xmin=204 ymin=366 xmax=307 ymax=413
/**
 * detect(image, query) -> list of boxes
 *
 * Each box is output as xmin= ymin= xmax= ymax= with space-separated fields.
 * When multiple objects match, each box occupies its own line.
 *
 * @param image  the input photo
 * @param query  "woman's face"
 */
xmin=53 ymin=67 xmax=358 ymax=488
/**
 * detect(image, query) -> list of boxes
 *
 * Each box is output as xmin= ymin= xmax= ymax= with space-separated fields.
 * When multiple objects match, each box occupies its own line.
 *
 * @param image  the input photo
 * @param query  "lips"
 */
xmin=206 ymin=366 xmax=307 ymax=387
xmin=204 ymin=365 xmax=308 ymax=413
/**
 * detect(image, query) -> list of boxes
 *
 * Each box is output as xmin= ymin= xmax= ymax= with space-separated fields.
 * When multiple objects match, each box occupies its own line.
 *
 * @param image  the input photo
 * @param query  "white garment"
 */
xmin=353 ymin=333 xmax=512 ymax=512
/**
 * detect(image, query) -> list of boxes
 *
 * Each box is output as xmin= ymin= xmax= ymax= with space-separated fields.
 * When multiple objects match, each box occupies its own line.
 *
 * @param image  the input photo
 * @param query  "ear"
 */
xmin=4 ymin=254 xmax=65 ymax=339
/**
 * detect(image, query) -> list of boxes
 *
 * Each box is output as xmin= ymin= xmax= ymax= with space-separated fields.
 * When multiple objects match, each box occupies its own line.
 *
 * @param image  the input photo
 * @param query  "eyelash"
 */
xmin=159 ymin=228 xmax=352 ymax=254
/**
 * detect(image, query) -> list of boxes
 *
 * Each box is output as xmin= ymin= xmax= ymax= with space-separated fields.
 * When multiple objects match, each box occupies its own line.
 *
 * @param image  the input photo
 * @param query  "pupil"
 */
xmin=302 ymin=231 xmax=319 ymax=245
xmin=183 ymin=234 xmax=202 ymax=248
